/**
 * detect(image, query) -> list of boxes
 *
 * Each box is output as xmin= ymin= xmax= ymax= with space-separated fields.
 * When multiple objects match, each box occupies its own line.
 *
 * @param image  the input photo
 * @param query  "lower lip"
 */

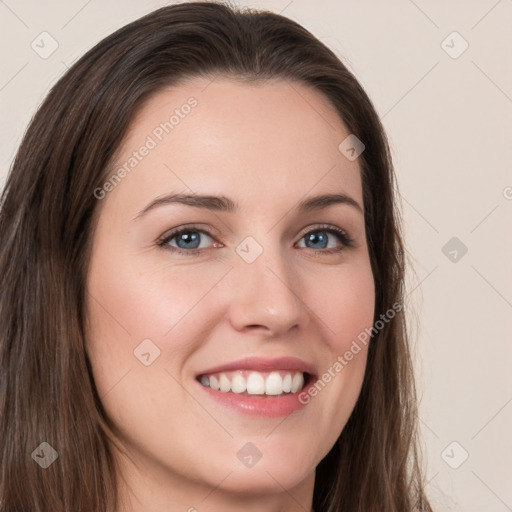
xmin=197 ymin=380 xmax=314 ymax=417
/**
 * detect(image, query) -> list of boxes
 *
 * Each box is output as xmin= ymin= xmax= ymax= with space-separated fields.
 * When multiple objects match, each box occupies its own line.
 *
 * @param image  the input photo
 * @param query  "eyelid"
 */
xmin=157 ymin=223 xmax=355 ymax=254
xmin=157 ymin=223 xmax=218 ymax=242
xmin=295 ymin=223 xmax=355 ymax=250
xmin=297 ymin=223 xmax=350 ymax=240
xmin=156 ymin=224 xmax=217 ymax=251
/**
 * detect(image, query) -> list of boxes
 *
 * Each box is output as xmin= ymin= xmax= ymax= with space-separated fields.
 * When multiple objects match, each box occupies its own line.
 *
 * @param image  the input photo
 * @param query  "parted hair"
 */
xmin=0 ymin=2 xmax=433 ymax=511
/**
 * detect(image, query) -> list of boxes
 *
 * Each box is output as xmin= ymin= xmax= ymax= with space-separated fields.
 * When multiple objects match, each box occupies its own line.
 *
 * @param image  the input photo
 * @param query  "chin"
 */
xmin=221 ymin=462 xmax=314 ymax=495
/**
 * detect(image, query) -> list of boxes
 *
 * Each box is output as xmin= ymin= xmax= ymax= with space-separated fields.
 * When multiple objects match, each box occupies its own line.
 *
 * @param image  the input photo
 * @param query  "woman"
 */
xmin=0 ymin=2 xmax=433 ymax=511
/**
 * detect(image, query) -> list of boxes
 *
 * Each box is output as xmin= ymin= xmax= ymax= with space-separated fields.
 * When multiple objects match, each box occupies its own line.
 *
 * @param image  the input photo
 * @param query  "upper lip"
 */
xmin=196 ymin=356 xmax=317 ymax=377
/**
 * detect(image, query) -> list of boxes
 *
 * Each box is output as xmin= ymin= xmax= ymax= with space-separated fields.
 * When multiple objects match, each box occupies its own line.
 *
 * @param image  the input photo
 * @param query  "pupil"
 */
xmin=174 ymin=231 xmax=329 ymax=250
xmin=307 ymin=232 xmax=327 ymax=249
xmin=177 ymin=232 xmax=200 ymax=249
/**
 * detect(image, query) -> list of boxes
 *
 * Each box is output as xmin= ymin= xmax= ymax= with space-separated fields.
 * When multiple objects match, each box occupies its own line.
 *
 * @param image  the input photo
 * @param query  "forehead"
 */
xmin=106 ymin=77 xmax=363 ymax=214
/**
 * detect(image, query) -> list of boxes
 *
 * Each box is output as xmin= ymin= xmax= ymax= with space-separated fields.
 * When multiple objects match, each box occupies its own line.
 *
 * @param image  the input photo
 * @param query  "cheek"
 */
xmin=86 ymin=248 xmax=227 ymax=340
xmin=84 ymin=245 xmax=231 ymax=396
xmin=298 ymin=257 xmax=374 ymax=444
xmin=305 ymin=257 xmax=375 ymax=350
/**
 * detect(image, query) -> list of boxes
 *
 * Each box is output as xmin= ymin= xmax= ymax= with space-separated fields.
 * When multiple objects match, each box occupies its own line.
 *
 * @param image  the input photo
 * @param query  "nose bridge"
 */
xmin=227 ymin=233 xmax=305 ymax=334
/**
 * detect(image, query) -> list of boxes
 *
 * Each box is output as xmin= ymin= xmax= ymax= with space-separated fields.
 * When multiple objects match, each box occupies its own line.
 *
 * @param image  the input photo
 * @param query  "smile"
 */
xmin=195 ymin=357 xmax=317 ymax=417
xmin=198 ymin=370 xmax=307 ymax=396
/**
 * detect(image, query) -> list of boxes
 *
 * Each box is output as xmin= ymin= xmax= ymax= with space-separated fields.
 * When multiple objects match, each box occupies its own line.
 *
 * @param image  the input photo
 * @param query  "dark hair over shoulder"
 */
xmin=0 ymin=2 xmax=432 ymax=511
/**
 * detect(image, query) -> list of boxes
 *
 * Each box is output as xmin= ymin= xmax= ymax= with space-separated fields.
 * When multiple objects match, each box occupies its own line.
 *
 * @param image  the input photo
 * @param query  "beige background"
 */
xmin=1 ymin=1 xmax=511 ymax=510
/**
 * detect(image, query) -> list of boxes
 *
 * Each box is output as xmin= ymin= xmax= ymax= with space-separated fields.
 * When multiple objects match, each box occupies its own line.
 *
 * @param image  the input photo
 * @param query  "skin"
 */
xmin=85 ymin=77 xmax=375 ymax=512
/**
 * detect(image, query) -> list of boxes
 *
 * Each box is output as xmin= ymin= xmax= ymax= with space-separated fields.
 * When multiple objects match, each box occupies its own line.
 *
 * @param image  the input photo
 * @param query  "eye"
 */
xmin=157 ymin=224 xmax=354 ymax=256
xmin=157 ymin=226 xmax=218 ymax=255
xmin=296 ymin=225 xmax=354 ymax=254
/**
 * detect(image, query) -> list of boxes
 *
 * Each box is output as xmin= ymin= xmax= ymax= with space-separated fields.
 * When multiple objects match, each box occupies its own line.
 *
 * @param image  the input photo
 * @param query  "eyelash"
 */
xmin=157 ymin=224 xmax=355 ymax=256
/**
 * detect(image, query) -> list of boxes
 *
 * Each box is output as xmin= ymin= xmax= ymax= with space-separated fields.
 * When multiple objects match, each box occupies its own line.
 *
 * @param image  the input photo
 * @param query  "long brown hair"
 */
xmin=0 ymin=2 xmax=433 ymax=511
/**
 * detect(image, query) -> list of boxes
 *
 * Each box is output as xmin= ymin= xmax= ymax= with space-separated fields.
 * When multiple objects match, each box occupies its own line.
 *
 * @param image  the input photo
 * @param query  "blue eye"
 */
xmin=297 ymin=227 xmax=353 ymax=252
xmin=158 ymin=224 xmax=354 ymax=256
xmin=174 ymin=231 xmax=200 ymax=249
xmin=304 ymin=231 xmax=330 ymax=249
xmin=160 ymin=228 xmax=214 ymax=253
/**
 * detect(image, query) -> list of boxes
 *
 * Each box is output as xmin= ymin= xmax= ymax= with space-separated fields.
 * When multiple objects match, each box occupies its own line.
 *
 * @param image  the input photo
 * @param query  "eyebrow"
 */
xmin=133 ymin=192 xmax=363 ymax=220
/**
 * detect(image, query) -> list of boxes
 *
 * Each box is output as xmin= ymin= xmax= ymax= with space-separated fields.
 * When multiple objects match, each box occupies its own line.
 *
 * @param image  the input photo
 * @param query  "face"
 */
xmin=85 ymin=77 xmax=375 ymax=509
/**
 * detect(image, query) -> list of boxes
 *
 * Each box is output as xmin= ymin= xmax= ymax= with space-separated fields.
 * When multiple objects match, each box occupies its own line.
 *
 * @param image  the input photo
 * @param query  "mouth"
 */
xmin=194 ymin=356 xmax=317 ymax=417
xmin=196 ymin=369 xmax=313 ymax=396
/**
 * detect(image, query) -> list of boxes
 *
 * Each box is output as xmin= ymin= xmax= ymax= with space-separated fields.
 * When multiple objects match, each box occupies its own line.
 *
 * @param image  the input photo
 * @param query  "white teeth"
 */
xmin=291 ymin=372 xmax=304 ymax=393
xmin=219 ymin=373 xmax=231 ymax=392
xmin=209 ymin=375 xmax=220 ymax=391
xmin=247 ymin=372 xmax=265 ymax=394
xmin=265 ymin=372 xmax=283 ymax=395
xmin=231 ymin=374 xmax=247 ymax=393
xmin=282 ymin=373 xmax=292 ymax=393
xmin=199 ymin=370 xmax=306 ymax=395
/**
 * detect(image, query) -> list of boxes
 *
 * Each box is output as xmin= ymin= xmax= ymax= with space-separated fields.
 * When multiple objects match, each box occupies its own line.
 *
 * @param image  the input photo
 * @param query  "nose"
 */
xmin=226 ymin=243 xmax=307 ymax=337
